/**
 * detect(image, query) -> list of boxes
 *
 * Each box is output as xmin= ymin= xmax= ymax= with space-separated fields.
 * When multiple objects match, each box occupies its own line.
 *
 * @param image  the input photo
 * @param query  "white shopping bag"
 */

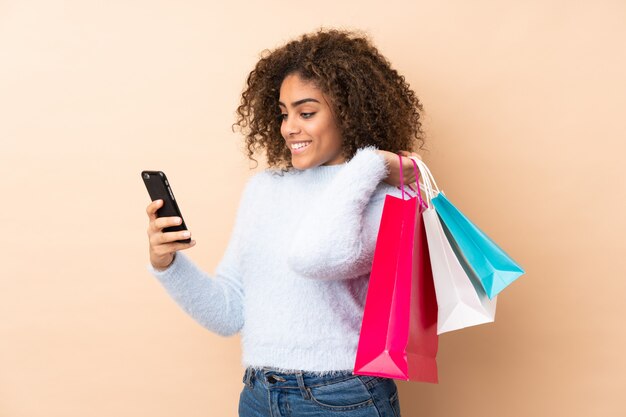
xmin=412 ymin=158 xmax=497 ymax=334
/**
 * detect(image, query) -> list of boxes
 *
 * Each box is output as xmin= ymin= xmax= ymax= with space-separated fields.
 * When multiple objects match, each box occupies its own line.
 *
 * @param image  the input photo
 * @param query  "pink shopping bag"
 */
xmin=354 ymin=156 xmax=439 ymax=383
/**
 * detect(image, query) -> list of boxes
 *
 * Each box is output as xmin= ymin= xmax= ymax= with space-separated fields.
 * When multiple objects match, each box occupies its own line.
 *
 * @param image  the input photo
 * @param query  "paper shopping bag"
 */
xmin=414 ymin=159 xmax=497 ymax=334
xmin=423 ymin=208 xmax=497 ymax=334
xmin=431 ymin=193 xmax=524 ymax=299
xmin=354 ymin=156 xmax=438 ymax=383
xmin=412 ymin=158 xmax=524 ymax=300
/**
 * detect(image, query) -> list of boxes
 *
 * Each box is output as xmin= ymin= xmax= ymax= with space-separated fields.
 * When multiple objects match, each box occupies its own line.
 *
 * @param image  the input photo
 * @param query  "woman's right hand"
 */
xmin=146 ymin=199 xmax=196 ymax=271
xmin=377 ymin=150 xmax=423 ymax=188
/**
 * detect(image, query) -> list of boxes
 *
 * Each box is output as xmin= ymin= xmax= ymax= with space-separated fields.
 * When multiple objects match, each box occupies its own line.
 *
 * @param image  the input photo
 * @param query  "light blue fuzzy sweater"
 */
xmin=147 ymin=147 xmax=403 ymax=374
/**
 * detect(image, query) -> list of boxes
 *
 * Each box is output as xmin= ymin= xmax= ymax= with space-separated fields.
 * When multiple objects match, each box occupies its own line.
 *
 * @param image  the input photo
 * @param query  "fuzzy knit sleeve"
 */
xmin=286 ymin=146 xmax=390 ymax=280
xmin=146 ymin=176 xmax=256 ymax=337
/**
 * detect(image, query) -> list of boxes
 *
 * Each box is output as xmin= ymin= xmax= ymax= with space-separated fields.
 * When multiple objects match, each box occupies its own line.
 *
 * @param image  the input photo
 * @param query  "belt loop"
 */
xmin=295 ymin=371 xmax=311 ymax=400
xmin=244 ymin=368 xmax=256 ymax=389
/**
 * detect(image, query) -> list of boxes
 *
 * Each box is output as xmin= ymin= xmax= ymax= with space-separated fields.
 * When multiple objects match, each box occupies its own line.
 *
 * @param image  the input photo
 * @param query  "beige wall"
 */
xmin=1 ymin=1 xmax=625 ymax=416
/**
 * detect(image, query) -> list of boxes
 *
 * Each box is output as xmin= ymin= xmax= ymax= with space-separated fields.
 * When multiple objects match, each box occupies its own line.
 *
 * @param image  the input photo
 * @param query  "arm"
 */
xmin=286 ymin=146 xmax=390 ymax=280
xmin=146 ymin=177 xmax=256 ymax=336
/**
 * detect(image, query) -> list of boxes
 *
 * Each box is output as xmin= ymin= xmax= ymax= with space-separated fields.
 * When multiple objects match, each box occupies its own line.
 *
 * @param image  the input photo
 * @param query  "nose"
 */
xmin=283 ymin=114 xmax=300 ymax=136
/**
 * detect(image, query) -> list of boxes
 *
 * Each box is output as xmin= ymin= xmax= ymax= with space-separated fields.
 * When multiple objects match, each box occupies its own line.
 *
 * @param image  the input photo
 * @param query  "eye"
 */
xmin=279 ymin=114 xmax=287 ymax=121
xmin=301 ymin=112 xmax=315 ymax=119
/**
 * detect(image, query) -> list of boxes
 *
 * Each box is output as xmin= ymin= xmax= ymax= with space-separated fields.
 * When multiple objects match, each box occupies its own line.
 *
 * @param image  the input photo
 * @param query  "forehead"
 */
xmin=279 ymin=74 xmax=324 ymax=102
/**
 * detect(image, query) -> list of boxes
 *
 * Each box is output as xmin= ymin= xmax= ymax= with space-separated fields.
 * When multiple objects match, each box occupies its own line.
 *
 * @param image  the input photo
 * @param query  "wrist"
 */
xmin=152 ymin=253 xmax=175 ymax=271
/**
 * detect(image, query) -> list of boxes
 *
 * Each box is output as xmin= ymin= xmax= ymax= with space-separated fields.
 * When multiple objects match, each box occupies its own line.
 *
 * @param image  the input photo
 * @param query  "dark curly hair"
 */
xmin=233 ymin=28 xmax=425 ymax=169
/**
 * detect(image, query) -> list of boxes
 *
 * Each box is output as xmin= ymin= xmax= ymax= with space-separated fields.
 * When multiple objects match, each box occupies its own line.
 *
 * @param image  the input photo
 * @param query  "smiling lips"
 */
xmin=290 ymin=141 xmax=312 ymax=154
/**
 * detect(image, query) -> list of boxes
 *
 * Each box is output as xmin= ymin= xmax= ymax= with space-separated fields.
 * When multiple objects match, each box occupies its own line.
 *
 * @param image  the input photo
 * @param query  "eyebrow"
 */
xmin=278 ymin=98 xmax=321 ymax=108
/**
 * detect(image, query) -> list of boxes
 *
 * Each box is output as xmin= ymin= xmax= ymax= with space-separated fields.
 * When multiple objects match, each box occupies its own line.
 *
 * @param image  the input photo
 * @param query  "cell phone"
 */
xmin=141 ymin=170 xmax=191 ymax=244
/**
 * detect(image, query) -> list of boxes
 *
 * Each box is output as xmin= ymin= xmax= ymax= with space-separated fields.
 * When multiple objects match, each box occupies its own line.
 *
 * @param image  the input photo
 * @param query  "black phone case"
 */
xmin=141 ymin=170 xmax=191 ymax=243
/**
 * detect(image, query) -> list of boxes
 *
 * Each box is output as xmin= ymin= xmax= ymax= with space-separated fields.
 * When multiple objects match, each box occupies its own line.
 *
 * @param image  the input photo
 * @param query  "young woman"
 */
xmin=145 ymin=29 xmax=425 ymax=417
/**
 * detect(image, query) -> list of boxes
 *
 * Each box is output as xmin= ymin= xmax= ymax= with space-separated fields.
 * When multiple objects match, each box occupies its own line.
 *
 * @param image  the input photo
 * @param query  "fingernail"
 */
xmin=182 ymin=231 xmax=190 ymax=237
xmin=175 ymin=217 xmax=182 ymax=224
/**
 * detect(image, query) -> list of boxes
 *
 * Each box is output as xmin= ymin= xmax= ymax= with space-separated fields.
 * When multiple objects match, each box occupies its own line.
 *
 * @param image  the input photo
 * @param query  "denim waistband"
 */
xmin=243 ymin=367 xmax=375 ymax=400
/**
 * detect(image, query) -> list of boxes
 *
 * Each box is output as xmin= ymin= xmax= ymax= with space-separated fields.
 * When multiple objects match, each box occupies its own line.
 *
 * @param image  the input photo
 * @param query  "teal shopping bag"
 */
xmin=431 ymin=193 xmax=524 ymax=299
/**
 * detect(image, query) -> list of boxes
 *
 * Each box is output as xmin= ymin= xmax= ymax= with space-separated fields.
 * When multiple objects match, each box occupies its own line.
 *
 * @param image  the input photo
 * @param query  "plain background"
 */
xmin=1 ymin=1 xmax=625 ymax=416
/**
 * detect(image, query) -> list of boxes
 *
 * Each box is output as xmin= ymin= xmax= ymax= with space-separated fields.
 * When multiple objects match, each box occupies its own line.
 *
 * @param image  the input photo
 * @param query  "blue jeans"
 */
xmin=239 ymin=367 xmax=401 ymax=417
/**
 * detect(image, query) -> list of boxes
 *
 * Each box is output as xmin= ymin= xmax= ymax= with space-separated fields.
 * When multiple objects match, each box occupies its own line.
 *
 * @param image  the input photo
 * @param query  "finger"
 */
xmin=151 ymin=240 xmax=197 ymax=257
xmin=153 ymin=216 xmax=183 ymax=231
xmin=157 ymin=229 xmax=192 ymax=245
xmin=152 ymin=230 xmax=191 ymax=246
xmin=172 ymin=240 xmax=196 ymax=252
xmin=402 ymin=157 xmax=417 ymax=171
xmin=146 ymin=199 xmax=163 ymax=220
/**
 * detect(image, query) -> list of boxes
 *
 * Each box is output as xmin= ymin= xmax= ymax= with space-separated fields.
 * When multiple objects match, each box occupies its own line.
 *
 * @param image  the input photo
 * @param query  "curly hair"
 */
xmin=233 ymin=28 xmax=425 ymax=169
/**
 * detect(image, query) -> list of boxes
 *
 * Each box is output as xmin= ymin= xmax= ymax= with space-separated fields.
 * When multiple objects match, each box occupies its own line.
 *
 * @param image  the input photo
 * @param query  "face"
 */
xmin=279 ymin=73 xmax=345 ymax=169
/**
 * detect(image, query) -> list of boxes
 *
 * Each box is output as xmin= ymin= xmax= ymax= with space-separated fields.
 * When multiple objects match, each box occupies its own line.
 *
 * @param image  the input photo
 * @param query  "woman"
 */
xmin=145 ymin=29 xmax=425 ymax=417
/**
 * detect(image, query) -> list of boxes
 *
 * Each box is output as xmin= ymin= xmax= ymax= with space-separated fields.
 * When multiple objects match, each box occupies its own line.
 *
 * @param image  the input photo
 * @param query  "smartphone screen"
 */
xmin=141 ymin=170 xmax=191 ymax=243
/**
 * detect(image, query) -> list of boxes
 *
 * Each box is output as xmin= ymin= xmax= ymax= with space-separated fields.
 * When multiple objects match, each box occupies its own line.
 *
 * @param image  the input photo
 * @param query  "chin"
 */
xmin=291 ymin=157 xmax=318 ymax=170
xmin=292 ymin=161 xmax=310 ymax=170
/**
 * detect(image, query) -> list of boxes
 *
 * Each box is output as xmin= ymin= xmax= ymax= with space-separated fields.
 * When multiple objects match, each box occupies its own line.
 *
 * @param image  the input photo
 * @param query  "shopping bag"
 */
xmin=414 ymin=159 xmax=524 ymax=299
xmin=415 ymin=159 xmax=497 ymax=334
xmin=354 ymin=155 xmax=438 ymax=383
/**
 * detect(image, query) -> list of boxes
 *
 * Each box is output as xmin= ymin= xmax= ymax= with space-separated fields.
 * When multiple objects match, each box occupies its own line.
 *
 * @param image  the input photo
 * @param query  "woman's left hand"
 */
xmin=377 ymin=150 xmax=423 ymax=188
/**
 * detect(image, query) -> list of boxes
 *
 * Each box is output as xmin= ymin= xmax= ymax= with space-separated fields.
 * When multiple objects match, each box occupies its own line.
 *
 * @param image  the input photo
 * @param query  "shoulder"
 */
xmin=246 ymin=167 xmax=300 ymax=186
xmin=239 ymin=167 xmax=299 ymax=196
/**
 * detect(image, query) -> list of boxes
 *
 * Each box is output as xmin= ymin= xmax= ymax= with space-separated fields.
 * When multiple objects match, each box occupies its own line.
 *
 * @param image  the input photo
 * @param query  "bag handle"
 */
xmin=411 ymin=157 xmax=432 ymax=204
xmin=409 ymin=157 xmax=441 ymax=207
xmin=398 ymin=154 xmax=427 ymax=209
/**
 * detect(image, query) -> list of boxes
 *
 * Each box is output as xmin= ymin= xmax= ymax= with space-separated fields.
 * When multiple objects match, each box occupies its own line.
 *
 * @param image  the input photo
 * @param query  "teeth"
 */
xmin=291 ymin=142 xmax=311 ymax=150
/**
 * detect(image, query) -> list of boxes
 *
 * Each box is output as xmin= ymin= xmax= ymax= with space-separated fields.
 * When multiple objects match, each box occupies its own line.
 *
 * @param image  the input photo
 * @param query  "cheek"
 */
xmin=323 ymin=123 xmax=342 ymax=149
xmin=314 ymin=120 xmax=336 ymax=142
